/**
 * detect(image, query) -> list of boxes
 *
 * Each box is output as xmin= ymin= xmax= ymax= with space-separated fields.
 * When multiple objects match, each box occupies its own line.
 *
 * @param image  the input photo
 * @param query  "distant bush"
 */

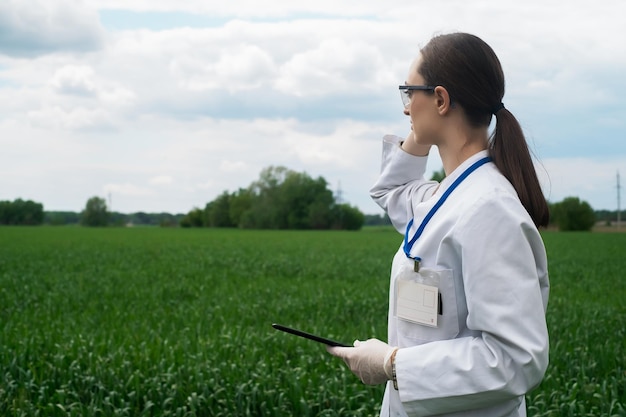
xmin=551 ymin=197 xmax=596 ymax=231
xmin=80 ymin=196 xmax=109 ymax=227
xmin=0 ymin=198 xmax=44 ymax=225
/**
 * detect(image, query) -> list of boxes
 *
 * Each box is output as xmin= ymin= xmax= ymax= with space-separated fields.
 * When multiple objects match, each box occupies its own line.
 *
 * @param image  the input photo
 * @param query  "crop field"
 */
xmin=1 ymin=227 xmax=624 ymax=416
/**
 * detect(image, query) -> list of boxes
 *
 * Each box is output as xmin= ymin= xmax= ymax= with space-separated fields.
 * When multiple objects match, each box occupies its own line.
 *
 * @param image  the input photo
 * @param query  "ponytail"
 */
xmin=490 ymin=109 xmax=550 ymax=228
xmin=418 ymin=32 xmax=550 ymax=227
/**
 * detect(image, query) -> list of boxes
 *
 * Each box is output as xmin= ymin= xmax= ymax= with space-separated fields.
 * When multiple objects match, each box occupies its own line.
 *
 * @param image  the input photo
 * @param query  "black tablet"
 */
xmin=272 ymin=323 xmax=350 ymax=347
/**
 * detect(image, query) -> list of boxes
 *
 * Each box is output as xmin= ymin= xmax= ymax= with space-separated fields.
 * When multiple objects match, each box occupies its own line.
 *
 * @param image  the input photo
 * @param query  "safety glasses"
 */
xmin=399 ymin=85 xmax=436 ymax=107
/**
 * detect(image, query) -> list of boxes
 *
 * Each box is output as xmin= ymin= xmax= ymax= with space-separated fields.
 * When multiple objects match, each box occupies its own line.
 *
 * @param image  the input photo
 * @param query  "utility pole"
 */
xmin=617 ymin=171 xmax=622 ymax=229
xmin=335 ymin=181 xmax=344 ymax=205
xmin=335 ymin=181 xmax=345 ymax=227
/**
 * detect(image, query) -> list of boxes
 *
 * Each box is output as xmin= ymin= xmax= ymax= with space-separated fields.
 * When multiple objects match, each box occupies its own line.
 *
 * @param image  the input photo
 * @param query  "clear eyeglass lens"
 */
xmin=400 ymin=90 xmax=410 ymax=107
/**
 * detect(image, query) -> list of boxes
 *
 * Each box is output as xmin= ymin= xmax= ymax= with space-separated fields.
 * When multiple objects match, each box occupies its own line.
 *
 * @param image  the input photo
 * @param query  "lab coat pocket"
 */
xmin=395 ymin=268 xmax=459 ymax=343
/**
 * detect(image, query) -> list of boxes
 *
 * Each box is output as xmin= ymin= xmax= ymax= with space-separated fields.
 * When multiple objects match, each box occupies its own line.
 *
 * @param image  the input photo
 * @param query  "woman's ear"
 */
xmin=434 ymin=86 xmax=452 ymax=116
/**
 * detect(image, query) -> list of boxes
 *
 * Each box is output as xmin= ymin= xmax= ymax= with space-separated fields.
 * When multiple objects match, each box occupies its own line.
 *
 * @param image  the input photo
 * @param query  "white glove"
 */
xmin=327 ymin=338 xmax=397 ymax=385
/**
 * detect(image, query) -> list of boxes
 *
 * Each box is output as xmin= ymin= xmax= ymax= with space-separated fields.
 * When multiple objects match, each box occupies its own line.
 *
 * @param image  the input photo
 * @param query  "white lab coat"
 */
xmin=370 ymin=135 xmax=549 ymax=417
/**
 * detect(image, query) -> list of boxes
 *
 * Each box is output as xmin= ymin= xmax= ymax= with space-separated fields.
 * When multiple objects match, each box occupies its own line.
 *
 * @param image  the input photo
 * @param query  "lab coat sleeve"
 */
xmin=369 ymin=135 xmax=438 ymax=233
xmin=394 ymin=192 xmax=549 ymax=416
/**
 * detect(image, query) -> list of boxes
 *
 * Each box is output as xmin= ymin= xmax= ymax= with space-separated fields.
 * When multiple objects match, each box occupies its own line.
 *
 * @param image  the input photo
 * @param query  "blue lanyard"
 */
xmin=403 ymin=156 xmax=492 ymax=269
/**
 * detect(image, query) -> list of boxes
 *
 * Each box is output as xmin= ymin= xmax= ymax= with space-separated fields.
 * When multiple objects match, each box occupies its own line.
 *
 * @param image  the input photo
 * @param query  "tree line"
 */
xmin=0 ymin=199 xmax=44 ymax=225
xmin=2 ymin=172 xmax=623 ymax=231
xmin=181 ymin=166 xmax=364 ymax=230
xmin=0 ymin=198 xmax=183 ymax=227
xmin=44 ymin=208 xmax=184 ymax=227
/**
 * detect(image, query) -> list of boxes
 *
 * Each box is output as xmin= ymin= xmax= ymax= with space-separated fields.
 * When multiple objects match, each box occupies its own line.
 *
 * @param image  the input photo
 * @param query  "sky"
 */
xmin=1 ymin=0 xmax=625 ymax=215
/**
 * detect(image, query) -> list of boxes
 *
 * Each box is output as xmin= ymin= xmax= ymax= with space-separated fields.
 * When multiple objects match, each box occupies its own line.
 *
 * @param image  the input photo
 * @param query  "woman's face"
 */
xmin=404 ymin=55 xmax=439 ymax=145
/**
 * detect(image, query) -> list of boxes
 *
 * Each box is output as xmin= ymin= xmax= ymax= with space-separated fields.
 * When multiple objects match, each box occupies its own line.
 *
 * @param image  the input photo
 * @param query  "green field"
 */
xmin=1 ymin=227 xmax=624 ymax=416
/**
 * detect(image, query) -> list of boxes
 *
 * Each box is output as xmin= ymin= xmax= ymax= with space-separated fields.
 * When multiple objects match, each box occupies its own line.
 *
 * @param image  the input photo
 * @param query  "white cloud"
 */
xmin=1 ymin=0 xmax=625 ymax=214
xmin=170 ymin=43 xmax=277 ymax=92
xmin=1 ymin=62 xmax=136 ymax=132
xmin=92 ymin=18 xmax=408 ymax=101
xmin=275 ymin=38 xmax=391 ymax=96
xmin=103 ymin=183 xmax=153 ymax=197
xmin=87 ymin=0 xmax=422 ymax=17
xmin=149 ymin=175 xmax=174 ymax=186
xmin=0 ymin=0 xmax=104 ymax=57
xmin=49 ymin=64 xmax=136 ymax=104
xmin=194 ymin=180 xmax=215 ymax=191
xmin=27 ymin=106 xmax=114 ymax=131
xmin=50 ymin=65 xmax=98 ymax=96
xmin=220 ymin=160 xmax=248 ymax=173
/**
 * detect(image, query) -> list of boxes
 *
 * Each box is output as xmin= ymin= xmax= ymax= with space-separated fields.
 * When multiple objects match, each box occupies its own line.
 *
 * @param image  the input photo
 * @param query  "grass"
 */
xmin=529 ymin=232 xmax=626 ymax=417
xmin=0 ymin=227 xmax=624 ymax=416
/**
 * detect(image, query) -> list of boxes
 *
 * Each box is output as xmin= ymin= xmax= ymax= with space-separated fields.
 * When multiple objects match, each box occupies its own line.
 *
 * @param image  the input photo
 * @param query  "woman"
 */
xmin=327 ymin=33 xmax=550 ymax=417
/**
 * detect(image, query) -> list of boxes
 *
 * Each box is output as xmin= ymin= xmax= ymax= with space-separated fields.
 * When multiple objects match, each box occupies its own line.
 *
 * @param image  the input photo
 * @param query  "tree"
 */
xmin=308 ymin=199 xmax=332 ymax=229
xmin=229 ymin=188 xmax=253 ymax=227
xmin=277 ymin=171 xmax=334 ymax=229
xmin=80 ymin=196 xmax=109 ymax=227
xmin=247 ymin=166 xmax=288 ymax=228
xmin=180 ymin=207 xmax=205 ymax=228
xmin=551 ymin=197 xmax=596 ymax=231
xmin=186 ymin=165 xmax=365 ymax=230
xmin=46 ymin=211 xmax=80 ymax=226
xmin=332 ymin=204 xmax=365 ymax=230
xmin=0 ymin=199 xmax=44 ymax=225
xmin=430 ymin=168 xmax=446 ymax=182
xmin=207 ymin=191 xmax=234 ymax=227
xmin=364 ymin=213 xmax=391 ymax=226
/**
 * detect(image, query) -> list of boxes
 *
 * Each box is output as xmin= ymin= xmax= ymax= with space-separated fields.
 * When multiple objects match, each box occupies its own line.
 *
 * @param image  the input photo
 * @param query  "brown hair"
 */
xmin=419 ymin=33 xmax=549 ymax=227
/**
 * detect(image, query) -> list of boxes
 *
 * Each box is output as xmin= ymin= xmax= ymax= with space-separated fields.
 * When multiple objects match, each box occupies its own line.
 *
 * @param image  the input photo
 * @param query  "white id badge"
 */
xmin=395 ymin=261 xmax=441 ymax=327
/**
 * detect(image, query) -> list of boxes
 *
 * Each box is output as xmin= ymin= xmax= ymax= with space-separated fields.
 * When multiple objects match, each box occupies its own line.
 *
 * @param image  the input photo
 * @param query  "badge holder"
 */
xmin=395 ymin=259 xmax=441 ymax=328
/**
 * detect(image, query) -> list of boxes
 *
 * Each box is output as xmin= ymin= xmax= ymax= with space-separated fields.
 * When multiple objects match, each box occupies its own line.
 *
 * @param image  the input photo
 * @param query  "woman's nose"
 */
xmin=403 ymin=107 xmax=410 ymax=116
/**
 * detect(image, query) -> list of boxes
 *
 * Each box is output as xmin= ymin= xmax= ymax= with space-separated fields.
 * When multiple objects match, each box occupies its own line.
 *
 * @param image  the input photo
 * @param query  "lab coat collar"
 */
xmin=435 ymin=150 xmax=491 ymax=197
